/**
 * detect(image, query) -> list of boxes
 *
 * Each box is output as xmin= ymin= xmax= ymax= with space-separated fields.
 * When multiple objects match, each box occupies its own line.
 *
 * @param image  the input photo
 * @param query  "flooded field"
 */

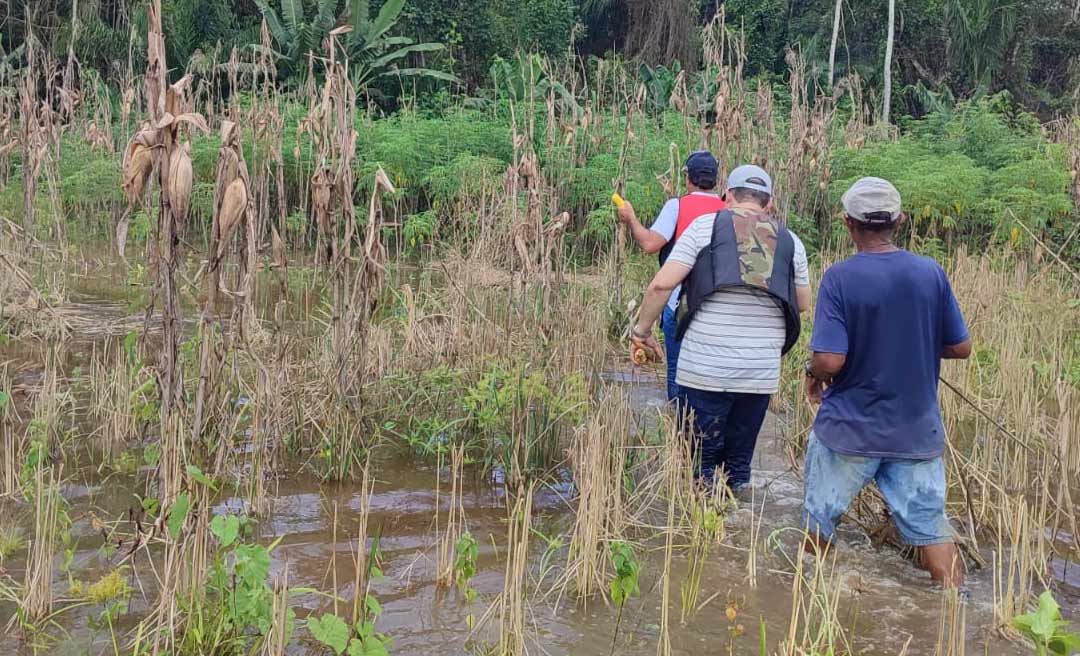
xmin=0 ymin=258 xmax=1076 ymax=655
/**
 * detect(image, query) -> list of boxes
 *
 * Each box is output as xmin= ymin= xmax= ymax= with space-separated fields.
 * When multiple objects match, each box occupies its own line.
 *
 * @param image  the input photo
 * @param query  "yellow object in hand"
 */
xmin=611 ymin=193 xmax=626 ymax=209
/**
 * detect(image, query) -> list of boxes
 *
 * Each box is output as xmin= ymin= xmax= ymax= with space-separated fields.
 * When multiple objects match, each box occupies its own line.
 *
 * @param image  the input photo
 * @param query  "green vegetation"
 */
xmin=0 ymin=2 xmax=1077 ymax=656
xmin=1013 ymin=591 xmax=1080 ymax=656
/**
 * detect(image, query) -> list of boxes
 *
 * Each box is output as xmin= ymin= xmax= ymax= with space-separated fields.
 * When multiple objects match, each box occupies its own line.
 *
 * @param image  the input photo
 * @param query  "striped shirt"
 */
xmin=667 ymin=213 xmax=810 ymax=394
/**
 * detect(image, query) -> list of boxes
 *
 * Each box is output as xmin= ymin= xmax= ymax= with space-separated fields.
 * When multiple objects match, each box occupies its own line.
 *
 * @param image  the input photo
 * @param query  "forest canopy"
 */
xmin=2 ymin=0 xmax=1078 ymax=118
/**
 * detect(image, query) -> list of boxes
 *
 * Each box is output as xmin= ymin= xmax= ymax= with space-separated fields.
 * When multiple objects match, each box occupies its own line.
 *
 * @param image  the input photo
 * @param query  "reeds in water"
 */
xmin=497 ymin=484 xmax=534 ymax=656
xmin=18 ymin=464 xmax=64 ymax=627
xmin=565 ymin=387 xmax=631 ymax=601
xmin=436 ymin=443 xmax=467 ymax=589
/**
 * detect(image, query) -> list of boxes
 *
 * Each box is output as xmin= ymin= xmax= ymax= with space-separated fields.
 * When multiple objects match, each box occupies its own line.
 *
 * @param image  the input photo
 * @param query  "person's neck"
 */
xmin=854 ymin=237 xmax=899 ymax=254
xmin=686 ymin=185 xmax=717 ymax=195
xmin=728 ymin=200 xmax=767 ymax=213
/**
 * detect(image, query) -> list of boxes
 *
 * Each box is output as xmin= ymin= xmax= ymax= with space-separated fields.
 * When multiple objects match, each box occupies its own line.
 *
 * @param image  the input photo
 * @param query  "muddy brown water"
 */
xmin=1 ymin=270 xmax=1077 ymax=655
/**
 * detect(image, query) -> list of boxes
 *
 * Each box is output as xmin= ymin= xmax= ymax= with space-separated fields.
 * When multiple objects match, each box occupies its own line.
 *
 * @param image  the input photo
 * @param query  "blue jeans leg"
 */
xmin=661 ymin=306 xmax=681 ymax=402
xmin=801 ymin=432 xmax=876 ymax=541
xmin=681 ymin=387 xmax=734 ymax=486
xmin=717 ymin=393 xmax=771 ymax=489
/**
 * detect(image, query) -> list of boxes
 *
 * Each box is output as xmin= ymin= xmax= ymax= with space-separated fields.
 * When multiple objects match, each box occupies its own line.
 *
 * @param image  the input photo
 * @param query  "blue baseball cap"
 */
xmin=727 ymin=164 xmax=773 ymax=195
xmin=685 ymin=151 xmax=718 ymax=188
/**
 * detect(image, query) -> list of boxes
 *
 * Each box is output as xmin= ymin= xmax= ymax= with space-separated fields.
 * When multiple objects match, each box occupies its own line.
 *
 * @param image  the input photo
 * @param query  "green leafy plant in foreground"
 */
xmin=307 ymin=535 xmax=392 ymax=655
xmin=607 ymin=541 xmax=641 ymax=652
xmin=1013 ymin=590 xmax=1080 ymax=656
xmin=608 ymin=541 xmax=640 ymax=606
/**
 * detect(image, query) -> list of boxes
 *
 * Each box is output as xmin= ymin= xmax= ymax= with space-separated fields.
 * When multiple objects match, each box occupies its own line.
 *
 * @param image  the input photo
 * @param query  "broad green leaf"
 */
xmin=185 ymin=464 xmax=218 ymax=491
xmin=308 ymin=613 xmax=350 ymax=655
xmin=0 ymin=390 xmax=10 ymax=410
xmin=365 ymin=0 xmax=405 ymax=46
xmin=209 ymin=514 xmax=240 ymax=547
xmin=364 ymin=593 xmax=382 ymax=618
xmin=254 ymin=1 xmax=288 ymax=46
xmin=368 ymin=43 xmax=443 ymax=69
xmin=382 ymin=68 xmax=460 ymax=84
xmin=348 ymin=0 xmax=371 ymax=37
xmin=1031 ymin=590 xmax=1062 ymax=641
xmin=166 ymin=493 xmax=190 ymax=541
xmin=233 ymin=543 xmax=272 ymax=583
xmin=1049 ymin=631 xmax=1080 ymax=655
xmin=280 ymin=0 xmax=304 ymax=41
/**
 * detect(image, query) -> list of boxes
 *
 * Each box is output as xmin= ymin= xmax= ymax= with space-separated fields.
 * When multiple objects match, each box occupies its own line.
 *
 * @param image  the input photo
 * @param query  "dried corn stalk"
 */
xmin=191 ymin=119 xmax=258 ymax=443
xmin=127 ymin=0 xmax=208 ymax=506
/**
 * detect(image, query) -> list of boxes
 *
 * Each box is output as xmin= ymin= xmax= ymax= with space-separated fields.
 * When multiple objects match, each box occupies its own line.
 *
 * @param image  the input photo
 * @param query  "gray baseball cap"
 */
xmin=842 ymin=177 xmax=902 ymax=224
xmin=727 ymin=164 xmax=772 ymax=195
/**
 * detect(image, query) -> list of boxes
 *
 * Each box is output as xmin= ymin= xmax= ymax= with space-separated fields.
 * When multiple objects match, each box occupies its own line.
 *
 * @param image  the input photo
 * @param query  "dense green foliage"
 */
xmin=4 ymin=87 xmax=1075 ymax=266
xmin=832 ymin=94 xmax=1075 ymax=255
xmin=4 ymin=0 xmax=1077 ymax=117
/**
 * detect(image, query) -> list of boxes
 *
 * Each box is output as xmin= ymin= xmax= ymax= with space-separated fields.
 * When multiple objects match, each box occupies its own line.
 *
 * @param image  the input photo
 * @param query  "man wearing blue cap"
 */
xmin=630 ymin=165 xmax=810 ymax=493
xmin=802 ymin=177 xmax=970 ymax=587
xmin=617 ymin=151 xmax=726 ymax=401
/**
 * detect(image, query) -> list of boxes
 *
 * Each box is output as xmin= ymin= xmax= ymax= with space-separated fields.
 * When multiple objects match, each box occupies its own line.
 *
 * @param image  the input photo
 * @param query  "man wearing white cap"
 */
xmin=630 ymin=165 xmax=811 ymax=493
xmin=802 ymin=177 xmax=971 ymax=587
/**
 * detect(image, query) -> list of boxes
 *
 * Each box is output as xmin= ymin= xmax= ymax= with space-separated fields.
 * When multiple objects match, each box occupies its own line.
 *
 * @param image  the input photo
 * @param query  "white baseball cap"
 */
xmin=842 ymin=177 xmax=902 ymax=224
xmin=726 ymin=164 xmax=773 ymax=195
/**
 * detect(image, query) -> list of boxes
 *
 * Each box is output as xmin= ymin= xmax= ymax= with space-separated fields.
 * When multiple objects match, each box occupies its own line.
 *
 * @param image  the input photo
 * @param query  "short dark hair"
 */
xmin=845 ymin=215 xmax=896 ymax=234
xmin=729 ymin=187 xmax=770 ymax=207
xmin=688 ymin=171 xmax=717 ymax=190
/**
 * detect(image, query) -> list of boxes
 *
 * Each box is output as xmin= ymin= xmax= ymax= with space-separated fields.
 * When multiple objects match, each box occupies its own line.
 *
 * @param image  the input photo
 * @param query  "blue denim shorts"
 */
xmin=801 ymin=432 xmax=954 ymax=546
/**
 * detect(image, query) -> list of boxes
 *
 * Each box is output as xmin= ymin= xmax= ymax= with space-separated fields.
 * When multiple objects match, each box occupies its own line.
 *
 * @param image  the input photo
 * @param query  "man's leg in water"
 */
xmin=916 ymin=544 xmax=965 ymax=588
xmin=660 ymin=305 xmax=681 ymax=402
xmin=800 ymin=432 xmax=877 ymax=553
xmin=876 ymin=456 xmax=964 ymax=587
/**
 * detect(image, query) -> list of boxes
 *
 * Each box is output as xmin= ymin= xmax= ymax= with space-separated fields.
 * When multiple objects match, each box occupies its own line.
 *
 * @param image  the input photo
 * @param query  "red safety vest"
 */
xmin=659 ymin=193 xmax=727 ymax=265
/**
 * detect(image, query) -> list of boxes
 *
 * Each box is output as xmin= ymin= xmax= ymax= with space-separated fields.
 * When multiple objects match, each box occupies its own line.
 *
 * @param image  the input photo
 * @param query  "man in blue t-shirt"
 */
xmin=802 ymin=177 xmax=972 ymax=588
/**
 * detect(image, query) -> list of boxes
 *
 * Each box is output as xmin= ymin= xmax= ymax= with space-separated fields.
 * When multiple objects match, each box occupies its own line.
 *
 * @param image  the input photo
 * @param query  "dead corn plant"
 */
xmin=123 ymin=0 xmax=210 ymax=502
xmin=779 ymin=49 xmax=838 ymax=228
xmin=16 ymin=27 xmax=47 ymax=241
xmin=307 ymin=34 xmax=395 ymax=399
xmin=0 ymin=92 xmax=15 ymax=186
xmin=750 ymin=82 xmax=778 ymax=171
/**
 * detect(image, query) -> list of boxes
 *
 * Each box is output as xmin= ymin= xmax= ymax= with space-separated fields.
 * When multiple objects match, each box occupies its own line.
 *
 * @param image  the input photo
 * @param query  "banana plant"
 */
xmin=255 ymin=0 xmax=457 ymax=86
xmin=489 ymin=53 xmax=579 ymax=116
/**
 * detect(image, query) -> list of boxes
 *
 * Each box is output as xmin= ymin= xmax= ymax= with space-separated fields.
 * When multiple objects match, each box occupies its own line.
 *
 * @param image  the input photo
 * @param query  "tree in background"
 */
xmin=0 ymin=0 xmax=1076 ymax=116
xmin=254 ymin=0 xmax=455 ymax=86
xmin=398 ymin=0 xmax=577 ymax=88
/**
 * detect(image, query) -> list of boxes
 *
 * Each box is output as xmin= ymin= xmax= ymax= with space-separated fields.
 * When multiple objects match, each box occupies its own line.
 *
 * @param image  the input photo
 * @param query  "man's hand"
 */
xmin=616 ymin=201 xmax=636 ymax=225
xmin=630 ymin=333 xmax=663 ymax=364
xmin=804 ymin=376 xmax=824 ymax=405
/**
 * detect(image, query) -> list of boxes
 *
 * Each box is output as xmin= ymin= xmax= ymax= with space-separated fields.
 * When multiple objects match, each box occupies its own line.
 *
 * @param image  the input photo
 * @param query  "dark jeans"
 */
xmin=679 ymin=387 xmax=771 ymax=489
xmin=661 ymin=305 xmax=681 ymax=402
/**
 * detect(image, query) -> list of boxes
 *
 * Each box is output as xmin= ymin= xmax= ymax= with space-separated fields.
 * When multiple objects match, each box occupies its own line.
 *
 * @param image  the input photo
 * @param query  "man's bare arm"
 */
xmin=617 ymin=201 xmax=669 ymax=254
xmin=809 ymin=351 xmax=846 ymax=380
xmin=796 ymin=285 xmax=811 ymax=313
xmin=634 ymin=261 xmax=691 ymax=334
xmin=942 ymin=338 xmax=972 ymax=360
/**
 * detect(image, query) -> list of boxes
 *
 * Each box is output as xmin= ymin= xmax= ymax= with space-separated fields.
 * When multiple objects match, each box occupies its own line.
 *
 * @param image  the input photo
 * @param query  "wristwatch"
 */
xmin=630 ymin=325 xmax=650 ymax=340
xmin=803 ymin=360 xmax=819 ymax=380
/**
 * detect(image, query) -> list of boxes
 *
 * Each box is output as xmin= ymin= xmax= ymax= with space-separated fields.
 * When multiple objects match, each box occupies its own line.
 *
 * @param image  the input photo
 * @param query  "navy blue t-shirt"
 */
xmin=811 ymin=250 xmax=969 ymax=459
